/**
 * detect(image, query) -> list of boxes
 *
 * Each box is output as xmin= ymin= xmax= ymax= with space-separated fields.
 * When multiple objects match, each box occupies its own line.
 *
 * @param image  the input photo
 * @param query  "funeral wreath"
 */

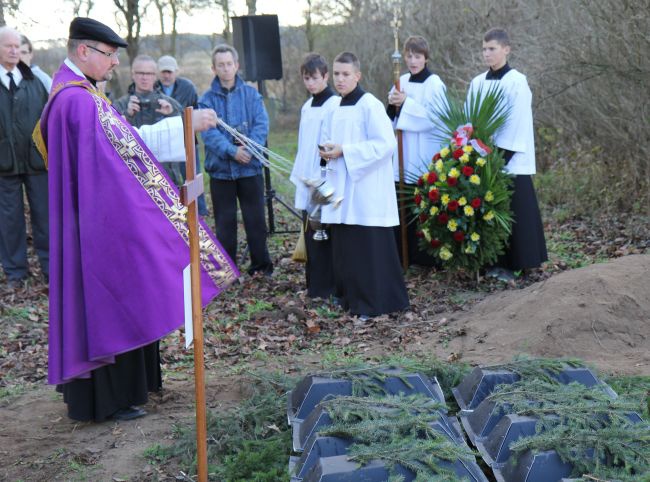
xmin=411 ymin=87 xmax=514 ymax=273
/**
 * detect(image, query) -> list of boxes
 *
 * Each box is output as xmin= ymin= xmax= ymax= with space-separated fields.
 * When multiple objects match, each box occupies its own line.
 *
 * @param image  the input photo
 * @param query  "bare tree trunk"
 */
xmin=113 ymin=0 xmax=142 ymax=64
xmin=305 ymin=0 xmax=315 ymax=52
xmin=69 ymin=0 xmax=94 ymax=16
xmin=215 ymin=0 xmax=231 ymax=43
xmin=153 ymin=0 xmax=167 ymax=54
xmin=170 ymin=0 xmax=179 ymax=56
xmin=246 ymin=0 xmax=256 ymax=15
xmin=0 ymin=0 xmax=21 ymax=27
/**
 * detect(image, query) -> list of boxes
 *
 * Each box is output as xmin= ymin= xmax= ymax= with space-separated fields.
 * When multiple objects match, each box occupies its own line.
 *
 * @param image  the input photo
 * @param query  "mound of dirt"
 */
xmin=437 ymin=254 xmax=650 ymax=375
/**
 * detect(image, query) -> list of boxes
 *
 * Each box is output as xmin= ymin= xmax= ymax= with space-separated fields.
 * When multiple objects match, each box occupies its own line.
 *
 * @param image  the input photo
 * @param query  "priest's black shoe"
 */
xmin=112 ymin=406 xmax=147 ymax=421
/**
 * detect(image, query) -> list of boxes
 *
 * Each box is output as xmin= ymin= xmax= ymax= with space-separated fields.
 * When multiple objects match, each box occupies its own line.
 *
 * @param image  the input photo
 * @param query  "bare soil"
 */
xmin=1 ymin=253 xmax=648 ymax=481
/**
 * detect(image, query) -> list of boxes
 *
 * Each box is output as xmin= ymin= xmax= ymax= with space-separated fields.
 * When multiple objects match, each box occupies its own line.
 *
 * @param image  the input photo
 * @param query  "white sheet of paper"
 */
xmin=183 ymin=265 xmax=194 ymax=348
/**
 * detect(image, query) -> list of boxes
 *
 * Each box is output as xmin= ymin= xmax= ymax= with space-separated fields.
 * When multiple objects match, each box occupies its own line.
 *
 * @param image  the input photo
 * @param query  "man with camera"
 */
xmin=114 ymin=54 xmax=184 ymax=185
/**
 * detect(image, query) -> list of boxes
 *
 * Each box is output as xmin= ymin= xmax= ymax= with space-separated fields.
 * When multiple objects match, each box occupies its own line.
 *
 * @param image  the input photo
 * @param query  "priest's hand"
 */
xmin=156 ymin=99 xmax=174 ymax=116
xmin=127 ymin=95 xmax=140 ymax=116
xmin=388 ymin=89 xmax=406 ymax=106
xmin=192 ymin=109 xmax=219 ymax=132
xmin=234 ymin=146 xmax=252 ymax=164
xmin=319 ymin=142 xmax=342 ymax=161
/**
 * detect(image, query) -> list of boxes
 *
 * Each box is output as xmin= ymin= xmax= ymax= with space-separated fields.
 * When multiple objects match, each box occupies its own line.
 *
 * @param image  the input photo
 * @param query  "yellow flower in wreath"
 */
xmin=464 ymin=244 xmax=477 ymax=254
xmin=449 ymin=167 xmax=460 ymax=178
xmin=459 ymin=154 xmax=470 ymax=163
xmin=464 ymin=205 xmax=475 ymax=217
xmin=463 ymin=145 xmax=473 ymax=153
xmin=429 ymin=205 xmax=439 ymax=216
xmin=422 ymin=228 xmax=431 ymax=241
xmin=435 ymin=159 xmax=444 ymax=172
xmin=476 ymin=158 xmax=486 ymax=167
xmin=441 ymin=194 xmax=450 ymax=205
xmin=419 ymin=200 xmax=427 ymax=210
xmin=470 ymin=232 xmax=480 ymax=242
xmin=469 ymin=174 xmax=481 ymax=185
xmin=447 ymin=219 xmax=458 ymax=232
xmin=440 ymin=147 xmax=450 ymax=158
xmin=485 ymin=190 xmax=494 ymax=202
xmin=458 ymin=196 xmax=467 ymax=206
xmin=439 ymin=246 xmax=453 ymax=260
xmin=484 ymin=210 xmax=495 ymax=221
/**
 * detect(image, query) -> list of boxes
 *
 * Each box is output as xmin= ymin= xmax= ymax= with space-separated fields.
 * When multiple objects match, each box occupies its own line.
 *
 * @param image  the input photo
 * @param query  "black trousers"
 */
xmin=210 ymin=175 xmax=272 ymax=275
xmin=503 ymin=175 xmax=548 ymax=270
xmin=57 ymin=342 xmax=161 ymax=422
xmin=331 ymin=224 xmax=409 ymax=316
xmin=0 ymin=173 xmax=49 ymax=280
xmin=303 ymin=212 xmax=336 ymax=299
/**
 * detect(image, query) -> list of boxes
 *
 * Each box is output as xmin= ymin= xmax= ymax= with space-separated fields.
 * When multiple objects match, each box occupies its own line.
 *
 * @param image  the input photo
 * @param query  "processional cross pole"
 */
xmin=180 ymin=106 xmax=208 ymax=482
xmin=391 ymin=3 xmax=409 ymax=270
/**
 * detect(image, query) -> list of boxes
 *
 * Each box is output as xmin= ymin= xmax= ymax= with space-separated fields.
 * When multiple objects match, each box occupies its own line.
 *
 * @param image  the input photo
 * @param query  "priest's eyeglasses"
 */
xmin=85 ymin=44 xmax=120 ymax=59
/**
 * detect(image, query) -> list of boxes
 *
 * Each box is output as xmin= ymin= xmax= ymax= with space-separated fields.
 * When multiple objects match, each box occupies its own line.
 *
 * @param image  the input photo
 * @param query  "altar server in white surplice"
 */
xmin=467 ymin=28 xmax=547 ymax=279
xmin=387 ymin=35 xmax=448 ymax=266
xmin=318 ymin=52 xmax=409 ymax=319
xmin=290 ymin=53 xmax=340 ymax=299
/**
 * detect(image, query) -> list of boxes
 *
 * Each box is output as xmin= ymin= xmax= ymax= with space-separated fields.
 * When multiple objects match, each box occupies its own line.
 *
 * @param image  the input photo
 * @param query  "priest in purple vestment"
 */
xmin=34 ymin=17 xmax=239 ymax=422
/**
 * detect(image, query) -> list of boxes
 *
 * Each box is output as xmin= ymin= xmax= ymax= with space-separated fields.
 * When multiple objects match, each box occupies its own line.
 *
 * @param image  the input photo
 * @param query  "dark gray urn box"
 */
xmin=493 ymin=449 xmax=573 ymax=482
xmin=288 ymin=369 xmax=446 ymax=426
xmin=293 ymin=425 xmax=489 ymax=482
xmin=452 ymin=365 xmax=616 ymax=412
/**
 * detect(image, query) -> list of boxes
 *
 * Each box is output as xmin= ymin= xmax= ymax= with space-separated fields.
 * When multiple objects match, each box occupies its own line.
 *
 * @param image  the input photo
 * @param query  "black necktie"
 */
xmin=7 ymin=72 xmax=17 ymax=94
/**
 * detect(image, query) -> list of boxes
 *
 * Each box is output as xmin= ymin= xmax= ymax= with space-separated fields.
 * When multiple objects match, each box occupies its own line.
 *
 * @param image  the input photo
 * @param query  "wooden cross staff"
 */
xmin=180 ymin=106 xmax=208 ymax=482
xmin=391 ymin=3 xmax=409 ymax=271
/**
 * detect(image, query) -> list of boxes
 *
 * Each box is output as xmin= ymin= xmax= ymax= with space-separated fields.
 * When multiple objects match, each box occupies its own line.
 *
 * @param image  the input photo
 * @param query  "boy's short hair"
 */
xmin=20 ymin=35 xmax=33 ymax=53
xmin=403 ymin=35 xmax=429 ymax=59
xmin=333 ymin=51 xmax=360 ymax=71
xmin=212 ymin=44 xmax=239 ymax=65
xmin=483 ymin=28 xmax=510 ymax=46
xmin=300 ymin=53 xmax=328 ymax=76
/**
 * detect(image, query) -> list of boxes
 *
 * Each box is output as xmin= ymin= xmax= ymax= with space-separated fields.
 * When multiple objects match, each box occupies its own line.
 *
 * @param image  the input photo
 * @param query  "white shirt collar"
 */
xmin=64 ymin=58 xmax=86 ymax=80
xmin=0 ymin=64 xmax=22 ymax=90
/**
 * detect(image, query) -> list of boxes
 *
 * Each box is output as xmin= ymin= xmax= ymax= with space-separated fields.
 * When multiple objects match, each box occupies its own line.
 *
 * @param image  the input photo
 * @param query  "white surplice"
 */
xmin=290 ymin=94 xmax=341 ymax=210
xmin=390 ymin=71 xmax=448 ymax=180
xmin=320 ymin=91 xmax=398 ymax=227
xmin=468 ymin=69 xmax=536 ymax=175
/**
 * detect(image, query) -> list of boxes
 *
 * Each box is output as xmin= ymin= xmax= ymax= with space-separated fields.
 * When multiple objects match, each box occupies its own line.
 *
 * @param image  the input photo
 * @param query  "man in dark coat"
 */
xmin=0 ymin=26 xmax=49 ymax=286
xmin=155 ymin=55 xmax=208 ymax=215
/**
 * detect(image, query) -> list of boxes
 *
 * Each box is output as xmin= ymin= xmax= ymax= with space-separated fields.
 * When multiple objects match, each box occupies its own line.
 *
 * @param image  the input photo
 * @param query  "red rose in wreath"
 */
xmin=471 ymin=197 xmax=482 ymax=209
xmin=453 ymin=231 xmax=465 ymax=242
xmin=447 ymin=200 xmax=459 ymax=212
xmin=462 ymin=166 xmax=474 ymax=177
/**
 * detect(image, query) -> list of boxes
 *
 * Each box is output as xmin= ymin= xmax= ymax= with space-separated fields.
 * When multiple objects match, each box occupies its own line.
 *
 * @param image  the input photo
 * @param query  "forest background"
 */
xmin=3 ymin=0 xmax=649 ymax=216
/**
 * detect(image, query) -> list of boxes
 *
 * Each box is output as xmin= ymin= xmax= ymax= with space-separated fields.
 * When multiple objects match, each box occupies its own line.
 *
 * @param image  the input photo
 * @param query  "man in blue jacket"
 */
xmin=199 ymin=44 xmax=272 ymax=275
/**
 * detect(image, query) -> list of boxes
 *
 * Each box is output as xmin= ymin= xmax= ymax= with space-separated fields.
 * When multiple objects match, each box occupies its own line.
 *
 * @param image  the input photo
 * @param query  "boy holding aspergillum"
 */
xmin=318 ymin=52 xmax=409 ymax=319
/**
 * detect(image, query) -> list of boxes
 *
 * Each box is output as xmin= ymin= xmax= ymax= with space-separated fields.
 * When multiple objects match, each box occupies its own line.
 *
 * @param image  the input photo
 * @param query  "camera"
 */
xmin=138 ymin=98 xmax=152 ymax=109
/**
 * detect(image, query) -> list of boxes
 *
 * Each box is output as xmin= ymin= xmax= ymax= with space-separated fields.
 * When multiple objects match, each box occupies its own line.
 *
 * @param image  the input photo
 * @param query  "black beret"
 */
xmin=69 ymin=17 xmax=128 ymax=48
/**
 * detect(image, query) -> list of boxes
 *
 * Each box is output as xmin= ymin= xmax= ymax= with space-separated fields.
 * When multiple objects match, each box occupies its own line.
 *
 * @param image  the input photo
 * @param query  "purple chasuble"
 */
xmin=42 ymin=64 xmax=239 ymax=385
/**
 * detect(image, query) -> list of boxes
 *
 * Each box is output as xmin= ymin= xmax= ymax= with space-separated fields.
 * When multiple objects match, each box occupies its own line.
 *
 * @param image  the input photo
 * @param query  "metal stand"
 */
xmin=257 ymin=79 xmax=301 ymax=234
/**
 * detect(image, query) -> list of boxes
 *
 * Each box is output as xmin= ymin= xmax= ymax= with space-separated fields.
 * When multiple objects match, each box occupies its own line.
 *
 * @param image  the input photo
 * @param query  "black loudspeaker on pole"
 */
xmin=231 ymin=15 xmax=283 ymax=82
